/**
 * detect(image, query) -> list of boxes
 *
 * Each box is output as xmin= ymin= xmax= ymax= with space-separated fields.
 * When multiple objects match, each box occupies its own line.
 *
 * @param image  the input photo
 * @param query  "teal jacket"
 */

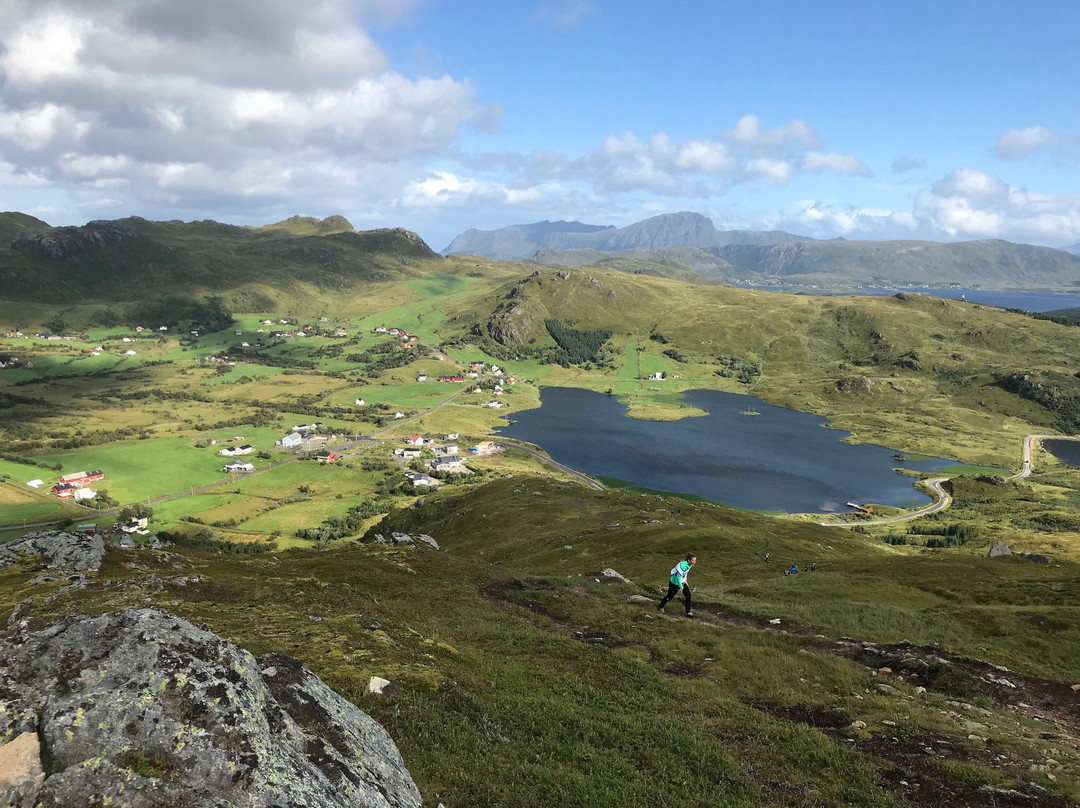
xmin=669 ymin=560 xmax=692 ymax=587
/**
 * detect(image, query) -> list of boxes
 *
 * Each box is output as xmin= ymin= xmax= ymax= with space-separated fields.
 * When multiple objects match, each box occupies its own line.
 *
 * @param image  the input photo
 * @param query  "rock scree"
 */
xmin=0 ymin=608 xmax=421 ymax=808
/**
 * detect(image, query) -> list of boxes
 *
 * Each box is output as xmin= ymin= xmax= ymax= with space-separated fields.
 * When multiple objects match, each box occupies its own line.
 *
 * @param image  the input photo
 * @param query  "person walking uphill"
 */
xmin=658 ymin=554 xmax=697 ymax=617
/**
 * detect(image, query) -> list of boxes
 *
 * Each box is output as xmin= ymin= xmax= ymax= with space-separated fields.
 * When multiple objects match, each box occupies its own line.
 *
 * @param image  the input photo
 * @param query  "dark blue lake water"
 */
xmin=1044 ymin=439 xmax=1080 ymax=466
xmin=497 ymin=388 xmax=971 ymax=513
xmin=741 ymin=287 xmax=1080 ymax=313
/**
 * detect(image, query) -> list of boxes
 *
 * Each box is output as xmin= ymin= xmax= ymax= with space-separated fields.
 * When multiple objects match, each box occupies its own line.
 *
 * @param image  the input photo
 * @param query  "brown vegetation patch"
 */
xmin=746 ymin=699 xmax=850 ymax=729
xmin=832 ymin=639 xmax=1080 ymax=739
xmin=851 ymin=730 xmax=1071 ymax=808
xmin=663 ymin=661 xmax=704 ymax=679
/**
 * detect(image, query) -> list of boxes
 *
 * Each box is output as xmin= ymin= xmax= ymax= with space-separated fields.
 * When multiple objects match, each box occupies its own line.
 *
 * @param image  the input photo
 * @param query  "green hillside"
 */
xmin=433 ymin=267 xmax=1080 ymax=464
xmin=713 ymin=238 xmax=1080 ymax=290
xmin=4 ymin=225 xmax=1080 ymax=805
xmin=0 ymin=213 xmax=443 ymax=303
xmin=5 ymin=477 xmax=1079 ymax=806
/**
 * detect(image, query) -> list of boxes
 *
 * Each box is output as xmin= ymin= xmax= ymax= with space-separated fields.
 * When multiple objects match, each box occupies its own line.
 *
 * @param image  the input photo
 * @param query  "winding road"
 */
xmin=818 ymin=433 xmax=1079 ymax=528
xmin=489 ymin=439 xmax=604 ymax=490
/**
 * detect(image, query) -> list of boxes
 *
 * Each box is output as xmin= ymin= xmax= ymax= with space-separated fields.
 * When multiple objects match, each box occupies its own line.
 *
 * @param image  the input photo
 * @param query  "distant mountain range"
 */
xmin=443 ymin=212 xmax=808 ymax=259
xmin=444 ymin=212 xmax=1080 ymax=291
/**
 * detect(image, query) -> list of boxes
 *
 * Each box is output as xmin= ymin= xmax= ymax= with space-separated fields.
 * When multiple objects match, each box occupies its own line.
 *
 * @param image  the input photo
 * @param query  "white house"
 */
xmin=406 ymin=472 xmax=434 ymax=487
xmin=481 ymin=400 xmax=503 ymax=408
xmin=355 ymin=398 xmax=366 ymax=406
xmin=277 ymin=432 xmax=303 ymax=449
xmin=431 ymin=456 xmax=464 ymax=472
xmin=222 ymin=461 xmax=255 ymax=472
xmin=125 ymin=350 xmax=136 ymax=356
xmin=404 ymin=435 xmax=424 ymax=446
xmin=436 ymin=444 xmax=459 ymax=455
xmin=393 ymin=447 xmax=422 ymax=459
xmin=443 ymin=433 xmax=459 ymax=440
xmin=394 ymin=412 xmax=406 ymax=419
xmin=218 ymin=445 xmax=255 ymax=456
xmin=417 ymin=373 xmax=427 ymax=382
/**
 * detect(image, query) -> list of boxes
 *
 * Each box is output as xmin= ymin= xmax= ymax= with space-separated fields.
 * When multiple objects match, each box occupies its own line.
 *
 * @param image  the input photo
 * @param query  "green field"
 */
xmin=4 ymin=237 xmax=1080 ymax=806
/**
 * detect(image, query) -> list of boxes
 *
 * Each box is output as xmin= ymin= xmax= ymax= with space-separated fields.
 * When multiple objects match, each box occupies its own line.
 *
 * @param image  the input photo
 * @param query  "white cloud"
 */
xmin=514 ymin=119 xmax=860 ymax=197
xmin=731 ymin=115 xmax=820 ymax=151
xmin=802 ymin=152 xmax=870 ymax=176
xmin=916 ymin=169 xmax=1080 ymax=241
xmin=783 ymin=169 xmax=1080 ymax=246
xmin=0 ymin=0 xmax=487 ymax=213
xmin=745 ymin=158 xmax=794 ymax=186
xmin=673 ymin=140 xmax=736 ymax=173
xmin=0 ymin=161 xmax=50 ymax=188
xmin=995 ymin=126 xmax=1059 ymax=160
xmin=531 ymin=0 xmax=596 ymax=29
xmin=401 ymin=171 xmax=552 ymax=209
xmin=932 ymin=168 xmax=1009 ymax=202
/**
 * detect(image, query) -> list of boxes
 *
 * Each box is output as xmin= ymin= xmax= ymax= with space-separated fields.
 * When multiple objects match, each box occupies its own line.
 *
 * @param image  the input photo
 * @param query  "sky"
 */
xmin=0 ymin=0 xmax=1078 ymax=251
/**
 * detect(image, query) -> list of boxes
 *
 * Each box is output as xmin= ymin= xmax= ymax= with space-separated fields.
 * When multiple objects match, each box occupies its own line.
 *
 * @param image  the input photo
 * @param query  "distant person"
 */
xmin=764 ymin=552 xmax=770 ymax=562
xmin=790 ymin=565 xmax=798 ymax=575
xmin=810 ymin=562 xmax=816 ymax=572
xmin=658 ymin=553 xmax=697 ymax=617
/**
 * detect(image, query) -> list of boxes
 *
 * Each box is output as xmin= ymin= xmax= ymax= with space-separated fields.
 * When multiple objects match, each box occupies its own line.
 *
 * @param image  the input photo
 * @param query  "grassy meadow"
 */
xmin=4 ymin=251 xmax=1080 ymax=803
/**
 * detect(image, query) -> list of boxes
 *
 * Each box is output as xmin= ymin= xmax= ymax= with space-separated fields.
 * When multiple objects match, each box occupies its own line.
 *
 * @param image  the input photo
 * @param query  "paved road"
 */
xmin=819 ymin=433 xmax=1080 ymax=528
xmin=489 ymin=439 xmax=604 ymax=490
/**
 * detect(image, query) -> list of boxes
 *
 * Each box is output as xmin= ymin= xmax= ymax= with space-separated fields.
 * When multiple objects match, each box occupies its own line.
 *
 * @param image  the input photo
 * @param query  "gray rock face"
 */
xmin=599 ymin=568 xmax=632 ymax=584
xmin=415 ymin=535 xmax=439 ymax=550
xmin=0 ymin=530 xmax=106 ymax=572
xmin=987 ymin=541 xmax=1012 ymax=557
xmin=0 ymin=609 xmax=421 ymax=808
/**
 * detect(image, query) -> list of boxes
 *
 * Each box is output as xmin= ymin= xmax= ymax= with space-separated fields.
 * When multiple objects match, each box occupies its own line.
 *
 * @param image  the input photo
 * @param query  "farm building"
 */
xmin=277 ymin=433 xmax=303 ymax=449
xmin=59 ymin=470 xmax=104 ymax=485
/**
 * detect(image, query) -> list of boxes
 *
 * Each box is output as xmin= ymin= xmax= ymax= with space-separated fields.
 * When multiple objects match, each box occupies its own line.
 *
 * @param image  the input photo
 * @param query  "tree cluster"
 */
xmin=543 ymin=319 xmax=613 ymax=367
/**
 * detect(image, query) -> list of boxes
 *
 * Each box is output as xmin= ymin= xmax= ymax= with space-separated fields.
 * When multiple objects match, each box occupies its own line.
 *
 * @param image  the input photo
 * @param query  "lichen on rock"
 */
xmin=0 ymin=608 xmax=421 ymax=807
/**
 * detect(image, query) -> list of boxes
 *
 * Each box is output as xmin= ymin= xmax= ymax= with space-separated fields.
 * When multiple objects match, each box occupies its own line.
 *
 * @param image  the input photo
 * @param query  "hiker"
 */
xmin=658 ymin=553 xmax=696 ymax=617
xmin=810 ymin=562 xmax=816 ymax=572
xmin=789 ymin=565 xmax=798 ymax=575
xmin=764 ymin=552 xmax=770 ymax=562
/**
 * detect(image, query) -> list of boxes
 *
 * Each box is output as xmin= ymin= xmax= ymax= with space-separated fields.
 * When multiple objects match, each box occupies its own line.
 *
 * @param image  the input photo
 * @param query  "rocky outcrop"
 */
xmin=11 ymin=221 xmax=139 ymax=259
xmin=986 ymin=541 xmax=1053 ymax=564
xmin=0 ymin=609 xmax=421 ymax=808
xmin=0 ymin=530 xmax=106 ymax=572
xmin=368 ymin=532 xmax=439 ymax=550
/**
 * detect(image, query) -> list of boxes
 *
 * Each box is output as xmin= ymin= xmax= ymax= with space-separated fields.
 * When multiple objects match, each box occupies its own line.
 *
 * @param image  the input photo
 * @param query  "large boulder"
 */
xmin=986 ymin=541 xmax=1012 ymax=558
xmin=0 ymin=609 xmax=421 ymax=808
xmin=0 ymin=530 xmax=106 ymax=572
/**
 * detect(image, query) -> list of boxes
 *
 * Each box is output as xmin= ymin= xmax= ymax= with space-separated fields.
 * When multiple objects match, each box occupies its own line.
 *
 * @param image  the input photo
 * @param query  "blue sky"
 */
xmin=0 ymin=0 xmax=1077 ymax=250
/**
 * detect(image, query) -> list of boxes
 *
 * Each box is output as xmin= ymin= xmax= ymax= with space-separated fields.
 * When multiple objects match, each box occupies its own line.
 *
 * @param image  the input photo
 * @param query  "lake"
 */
xmin=1044 ymin=439 xmax=1080 ymax=466
xmin=497 ymin=388 xmax=972 ymax=513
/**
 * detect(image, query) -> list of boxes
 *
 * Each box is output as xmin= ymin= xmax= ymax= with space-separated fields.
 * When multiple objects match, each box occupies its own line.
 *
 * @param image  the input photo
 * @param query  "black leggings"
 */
xmin=659 ymin=582 xmax=691 ymax=613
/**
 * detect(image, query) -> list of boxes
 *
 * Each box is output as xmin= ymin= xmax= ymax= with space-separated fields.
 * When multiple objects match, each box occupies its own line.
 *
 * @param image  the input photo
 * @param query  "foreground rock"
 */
xmin=0 ymin=609 xmax=421 ymax=808
xmin=0 ymin=530 xmax=105 ymax=572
